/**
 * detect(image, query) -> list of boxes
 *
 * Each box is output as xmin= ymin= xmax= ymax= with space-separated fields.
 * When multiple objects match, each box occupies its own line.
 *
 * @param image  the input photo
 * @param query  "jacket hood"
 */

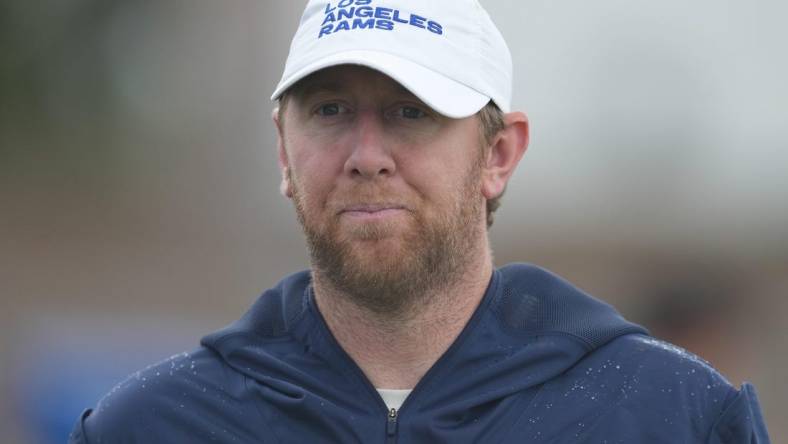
xmin=200 ymin=264 xmax=647 ymax=429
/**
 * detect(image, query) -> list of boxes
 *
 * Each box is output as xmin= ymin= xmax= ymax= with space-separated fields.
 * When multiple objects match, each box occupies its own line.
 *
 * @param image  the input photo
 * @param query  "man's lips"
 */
xmin=339 ymin=204 xmax=406 ymax=213
xmin=338 ymin=204 xmax=409 ymax=219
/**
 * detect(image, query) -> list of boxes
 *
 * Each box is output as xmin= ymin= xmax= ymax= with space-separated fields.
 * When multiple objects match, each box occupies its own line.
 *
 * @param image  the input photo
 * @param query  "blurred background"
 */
xmin=1 ymin=0 xmax=785 ymax=442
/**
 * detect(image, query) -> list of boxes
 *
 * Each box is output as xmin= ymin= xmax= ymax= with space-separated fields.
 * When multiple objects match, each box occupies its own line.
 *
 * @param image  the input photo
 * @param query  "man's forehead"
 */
xmin=289 ymin=65 xmax=418 ymax=100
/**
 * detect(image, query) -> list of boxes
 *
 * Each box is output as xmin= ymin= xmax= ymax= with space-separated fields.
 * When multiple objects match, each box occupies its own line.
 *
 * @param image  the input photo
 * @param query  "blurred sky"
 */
xmin=1 ymin=1 xmax=785 ymax=442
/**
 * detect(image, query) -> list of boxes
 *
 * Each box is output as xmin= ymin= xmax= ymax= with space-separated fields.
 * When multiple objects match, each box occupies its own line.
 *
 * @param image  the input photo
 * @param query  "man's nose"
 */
xmin=343 ymin=112 xmax=396 ymax=179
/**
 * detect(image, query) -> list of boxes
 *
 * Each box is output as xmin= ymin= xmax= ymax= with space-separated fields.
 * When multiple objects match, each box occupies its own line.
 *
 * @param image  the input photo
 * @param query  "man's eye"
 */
xmin=315 ymin=103 xmax=344 ymax=116
xmin=398 ymin=106 xmax=427 ymax=119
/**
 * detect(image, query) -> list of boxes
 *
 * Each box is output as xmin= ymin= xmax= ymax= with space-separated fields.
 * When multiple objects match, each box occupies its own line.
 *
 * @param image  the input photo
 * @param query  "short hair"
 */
xmin=276 ymin=96 xmax=506 ymax=229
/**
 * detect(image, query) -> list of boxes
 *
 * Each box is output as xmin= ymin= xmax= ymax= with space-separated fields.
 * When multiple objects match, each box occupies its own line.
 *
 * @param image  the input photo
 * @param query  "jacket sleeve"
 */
xmin=706 ymin=383 xmax=771 ymax=444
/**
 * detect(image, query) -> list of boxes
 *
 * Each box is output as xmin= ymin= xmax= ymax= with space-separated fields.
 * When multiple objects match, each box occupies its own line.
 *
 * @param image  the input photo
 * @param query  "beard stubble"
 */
xmin=289 ymin=159 xmax=485 ymax=317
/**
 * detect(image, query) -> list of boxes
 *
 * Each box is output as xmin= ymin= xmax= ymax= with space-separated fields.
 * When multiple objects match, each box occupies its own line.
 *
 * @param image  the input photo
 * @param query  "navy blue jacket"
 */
xmin=70 ymin=264 xmax=770 ymax=443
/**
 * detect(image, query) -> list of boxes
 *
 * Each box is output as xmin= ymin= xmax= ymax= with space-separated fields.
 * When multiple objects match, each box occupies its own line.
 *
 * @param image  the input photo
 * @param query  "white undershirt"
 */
xmin=376 ymin=388 xmax=412 ymax=411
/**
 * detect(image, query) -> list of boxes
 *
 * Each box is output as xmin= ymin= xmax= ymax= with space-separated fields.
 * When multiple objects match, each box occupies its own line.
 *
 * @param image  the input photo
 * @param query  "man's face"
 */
xmin=275 ymin=65 xmax=488 ymax=314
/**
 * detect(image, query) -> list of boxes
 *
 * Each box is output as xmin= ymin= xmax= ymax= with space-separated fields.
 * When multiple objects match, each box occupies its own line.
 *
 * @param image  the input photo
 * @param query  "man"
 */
xmin=70 ymin=0 xmax=771 ymax=442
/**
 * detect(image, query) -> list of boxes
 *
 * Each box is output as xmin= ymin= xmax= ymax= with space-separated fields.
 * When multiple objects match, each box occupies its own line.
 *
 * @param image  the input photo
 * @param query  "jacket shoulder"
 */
xmin=549 ymin=334 xmax=770 ymax=442
xmin=615 ymin=335 xmax=770 ymax=443
xmin=68 ymin=347 xmax=256 ymax=443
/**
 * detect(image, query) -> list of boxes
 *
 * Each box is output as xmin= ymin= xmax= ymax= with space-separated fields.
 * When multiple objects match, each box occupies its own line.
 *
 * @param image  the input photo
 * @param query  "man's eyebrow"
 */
xmin=393 ymin=83 xmax=414 ymax=96
xmin=389 ymin=82 xmax=428 ymax=103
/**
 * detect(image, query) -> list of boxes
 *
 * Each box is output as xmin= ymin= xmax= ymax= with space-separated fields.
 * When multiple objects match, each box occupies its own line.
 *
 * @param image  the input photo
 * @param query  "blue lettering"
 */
xmin=392 ymin=10 xmax=409 ymax=24
xmin=409 ymin=14 xmax=426 ymax=29
xmin=352 ymin=18 xmax=375 ymax=29
xmin=337 ymin=7 xmax=354 ymax=20
xmin=374 ymin=7 xmax=393 ymax=20
xmin=318 ymin=25 xmax=333 ymax=38
xmin=335 ymin=20 xmax=351 ymax=31
xmin=375 ymin=19 xmax=394 ymax=31
xmin=427 ymin=21 xmax=443 ymax=35
xmin=322 ymin=12 xmax=336 ymax=26
xmin=317 ymin=5 xmax=443 ymax=39
xmin=356 ymin=6 xmax=373 ymax=18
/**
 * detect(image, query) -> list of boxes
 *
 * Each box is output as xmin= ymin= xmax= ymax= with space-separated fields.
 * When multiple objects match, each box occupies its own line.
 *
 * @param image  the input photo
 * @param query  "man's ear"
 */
xmin=481 ymin=111 xmax=530 ymax=200
xmin=273 ymin=107 xmax=293 ymax=199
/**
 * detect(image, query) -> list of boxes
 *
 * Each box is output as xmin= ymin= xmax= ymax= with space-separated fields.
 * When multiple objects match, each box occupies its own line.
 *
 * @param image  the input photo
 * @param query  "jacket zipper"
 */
xmin=386 ymin=407 xmax=398 ymax=443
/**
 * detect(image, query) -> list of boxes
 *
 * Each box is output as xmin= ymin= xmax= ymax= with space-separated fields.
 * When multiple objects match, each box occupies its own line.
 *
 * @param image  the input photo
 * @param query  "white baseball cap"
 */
xmin=271 ymin=0 xmax=512 ymax=119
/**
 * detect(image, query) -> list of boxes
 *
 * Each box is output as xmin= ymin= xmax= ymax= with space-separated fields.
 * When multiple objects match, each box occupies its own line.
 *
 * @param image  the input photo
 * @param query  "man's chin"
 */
xmin=337 ymin=219 xmax=412 ymax=242
xmin=326 ymin=251 xmax=427 ymax=312
xmin=339 ymin=237 xmax=412 ymax=266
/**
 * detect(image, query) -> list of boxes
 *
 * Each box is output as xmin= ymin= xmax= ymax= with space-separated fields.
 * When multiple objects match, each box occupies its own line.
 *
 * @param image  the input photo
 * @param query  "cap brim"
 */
xmin=270 ymin=50 xmax=490 ymax=119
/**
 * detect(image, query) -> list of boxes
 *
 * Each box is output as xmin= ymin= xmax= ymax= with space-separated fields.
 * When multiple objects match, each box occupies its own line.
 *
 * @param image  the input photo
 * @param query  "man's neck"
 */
xmin=312 ymin=247 xmax=494 ymax=390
